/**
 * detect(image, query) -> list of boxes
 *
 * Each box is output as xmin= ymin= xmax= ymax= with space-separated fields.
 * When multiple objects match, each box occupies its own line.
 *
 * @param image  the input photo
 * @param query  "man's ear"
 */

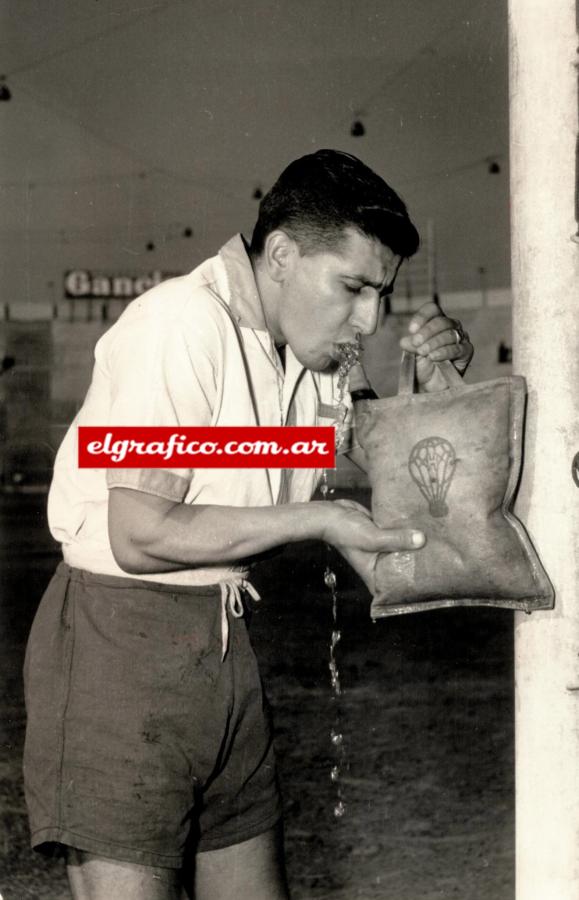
xmin=262 ymin=230 xmax=297 ymax=283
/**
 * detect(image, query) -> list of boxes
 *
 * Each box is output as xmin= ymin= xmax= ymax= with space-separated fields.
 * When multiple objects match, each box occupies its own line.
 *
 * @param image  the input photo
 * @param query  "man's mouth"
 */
xmin=333 ymin=340 xmax=361 ymax=368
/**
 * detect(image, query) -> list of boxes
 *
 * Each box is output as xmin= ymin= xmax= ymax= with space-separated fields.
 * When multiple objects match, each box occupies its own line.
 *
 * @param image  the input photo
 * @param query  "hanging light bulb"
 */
xmin=146 ymin=241 xmax=155 ymax=252
xmin=487 ymin=159 xmax=501 ymax=174
xmin=0 ymin=77 xmax=11 ymax=101
xmin=350 ymin=119 xmax=365 ymax=137
xmin=182 ymin=227 xmax=193 ymax=238
xmin=252 ymin=186 xmax=263 ymax=200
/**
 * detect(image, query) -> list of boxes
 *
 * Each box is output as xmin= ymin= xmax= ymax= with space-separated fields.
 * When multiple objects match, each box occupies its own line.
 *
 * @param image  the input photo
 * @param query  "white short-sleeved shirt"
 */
xmin=48 ymin=234 xmax=354 ymax=585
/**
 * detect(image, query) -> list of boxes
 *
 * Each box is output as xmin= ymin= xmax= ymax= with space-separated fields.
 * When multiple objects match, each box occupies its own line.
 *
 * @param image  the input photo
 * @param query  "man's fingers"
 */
xmin=453 ymin=340 xmax=474 ymax=370
xmin=405 ymin=303 xmax=471 ymax=361
xmin=406 ymin=330 xmax=463 ymax=356
xmin=400 ymin=318 xmax=474 ymax=374
xmin=407 ymin=301 xmax=441 ymax=334
xmin=429 ymin=339 xmax=474 ymax=363
xmin=328 ymin=501 xmax=425 ymax=554
xmin=368 ymin=527 xmax=426 ymax=553
xmin=411 ymin=317 xmax=455 ymax=346
xmin=400 ymin=330 xmax=456 ymax=357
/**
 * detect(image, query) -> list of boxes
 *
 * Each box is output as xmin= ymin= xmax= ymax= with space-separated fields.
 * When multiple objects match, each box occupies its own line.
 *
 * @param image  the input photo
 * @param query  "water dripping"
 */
xmin=321 ymin=338 xmax=362 ymax=821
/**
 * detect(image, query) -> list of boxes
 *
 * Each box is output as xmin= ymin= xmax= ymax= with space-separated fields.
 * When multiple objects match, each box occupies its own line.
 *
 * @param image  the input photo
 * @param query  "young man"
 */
xmin=23 ymin=150 xmax=473 ymax=899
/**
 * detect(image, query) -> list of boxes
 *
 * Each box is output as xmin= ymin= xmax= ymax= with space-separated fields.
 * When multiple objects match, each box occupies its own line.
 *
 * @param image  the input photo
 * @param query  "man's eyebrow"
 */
xmin=343 ymin=274 xmax=394 ymax=293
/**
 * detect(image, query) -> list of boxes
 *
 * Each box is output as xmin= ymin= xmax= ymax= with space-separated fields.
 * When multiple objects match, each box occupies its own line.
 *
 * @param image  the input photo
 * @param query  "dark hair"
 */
xmin=249 ymin=149 xmax=419 ymax=259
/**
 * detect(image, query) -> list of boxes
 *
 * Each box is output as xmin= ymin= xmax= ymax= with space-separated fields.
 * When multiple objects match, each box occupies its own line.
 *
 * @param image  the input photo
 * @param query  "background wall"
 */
xmin=0 ymin=0 xmax=509 ymax=308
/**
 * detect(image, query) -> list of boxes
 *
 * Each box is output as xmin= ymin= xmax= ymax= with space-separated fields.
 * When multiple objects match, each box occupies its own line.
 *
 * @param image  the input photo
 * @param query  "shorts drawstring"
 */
xmin=219 ymin=579 xmax=261 ymax=660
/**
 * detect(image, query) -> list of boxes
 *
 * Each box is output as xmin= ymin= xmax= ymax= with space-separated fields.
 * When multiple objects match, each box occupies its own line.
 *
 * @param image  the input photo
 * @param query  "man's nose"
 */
xmin=351 ymin=293 xmax=381 ymax=336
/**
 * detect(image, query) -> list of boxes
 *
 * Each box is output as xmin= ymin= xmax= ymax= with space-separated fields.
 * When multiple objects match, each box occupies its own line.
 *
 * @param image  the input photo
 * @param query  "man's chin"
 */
xmin=292 ymin=349 xmax=338 ymax=373
xmin=309 ymin=357 xmax=339 ymax=373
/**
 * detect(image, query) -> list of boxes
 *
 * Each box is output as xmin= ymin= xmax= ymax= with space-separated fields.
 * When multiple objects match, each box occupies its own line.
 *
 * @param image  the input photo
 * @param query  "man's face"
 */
xmin=277 ymin=227 xmax=402 ymax=372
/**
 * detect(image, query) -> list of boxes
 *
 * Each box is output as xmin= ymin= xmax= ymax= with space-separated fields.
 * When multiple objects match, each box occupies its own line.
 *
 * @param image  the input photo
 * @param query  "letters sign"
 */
xmin=64 ymin=270 xmax=180 ymax=300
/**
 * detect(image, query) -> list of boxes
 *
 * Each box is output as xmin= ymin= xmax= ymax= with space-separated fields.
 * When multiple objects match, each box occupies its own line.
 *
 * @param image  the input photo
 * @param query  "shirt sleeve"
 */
xmin=102 ymin=300 xmax=222 ymax=502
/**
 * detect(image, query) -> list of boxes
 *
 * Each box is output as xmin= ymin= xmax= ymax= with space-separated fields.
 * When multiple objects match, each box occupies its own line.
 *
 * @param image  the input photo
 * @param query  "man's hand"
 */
xmin=323 ymin=499 xmax=425 ymax=594
xmin=399 ymin=301 xmax=474 ymax=392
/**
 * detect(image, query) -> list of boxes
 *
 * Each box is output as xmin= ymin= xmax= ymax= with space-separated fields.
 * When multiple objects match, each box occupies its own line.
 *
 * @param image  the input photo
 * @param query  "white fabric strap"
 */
xmin=219 ymin=578 xmax=261 ymax=660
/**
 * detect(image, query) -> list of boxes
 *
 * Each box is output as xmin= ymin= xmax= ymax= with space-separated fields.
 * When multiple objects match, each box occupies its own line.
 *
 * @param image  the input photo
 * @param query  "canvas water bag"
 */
xmin=355 ymin=352 xmax=554 ymax=619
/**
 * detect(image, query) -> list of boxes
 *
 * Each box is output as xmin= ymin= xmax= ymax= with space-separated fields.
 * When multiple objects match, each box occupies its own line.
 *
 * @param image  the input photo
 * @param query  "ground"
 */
xmin=0 ymin=492 xmax=514 ymax=899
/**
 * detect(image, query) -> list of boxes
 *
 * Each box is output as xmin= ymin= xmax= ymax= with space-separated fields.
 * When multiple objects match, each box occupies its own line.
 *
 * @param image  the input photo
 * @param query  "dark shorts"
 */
xmin=23 ymin=563 xmax=281 ymax=869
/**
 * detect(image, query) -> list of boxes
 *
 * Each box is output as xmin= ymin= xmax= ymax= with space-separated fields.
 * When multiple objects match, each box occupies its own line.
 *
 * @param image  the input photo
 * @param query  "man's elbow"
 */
xmin=108 ymin=486 xmax=174 ymax=575
xmin=109 ymin=531 xmax=154 ymax=574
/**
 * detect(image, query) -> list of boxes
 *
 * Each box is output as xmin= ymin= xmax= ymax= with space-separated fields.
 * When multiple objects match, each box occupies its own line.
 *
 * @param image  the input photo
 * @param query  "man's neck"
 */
xmin=251 ymin=258 xmax=285 ymax=345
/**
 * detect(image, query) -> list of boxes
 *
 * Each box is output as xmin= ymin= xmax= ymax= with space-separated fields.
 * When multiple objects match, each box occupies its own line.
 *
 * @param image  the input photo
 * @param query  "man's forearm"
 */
xmin=108 ymin=487 xmax=332 ymax=574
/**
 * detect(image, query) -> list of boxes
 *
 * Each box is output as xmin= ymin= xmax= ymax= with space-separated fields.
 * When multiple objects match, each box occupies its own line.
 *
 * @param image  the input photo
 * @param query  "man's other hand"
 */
xmin=399 ymin=300 xmax=474 ymax=392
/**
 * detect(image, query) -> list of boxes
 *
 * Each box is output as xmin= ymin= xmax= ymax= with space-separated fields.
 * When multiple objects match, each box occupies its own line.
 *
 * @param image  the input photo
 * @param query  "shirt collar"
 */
xmin=218 ymin=234 xmax=268 ymax=331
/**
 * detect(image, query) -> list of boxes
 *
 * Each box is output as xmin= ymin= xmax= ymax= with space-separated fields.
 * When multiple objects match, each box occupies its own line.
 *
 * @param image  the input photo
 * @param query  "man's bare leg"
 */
xmin=67 ymin=849 xmax=182 ymax=900
xmin=194 ymin=825 xmax=290 ymax=900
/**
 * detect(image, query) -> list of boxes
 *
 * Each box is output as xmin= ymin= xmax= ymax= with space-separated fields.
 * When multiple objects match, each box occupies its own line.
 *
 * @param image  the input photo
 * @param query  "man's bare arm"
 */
xmin=108 ymin=486 xmax=424 ymax=576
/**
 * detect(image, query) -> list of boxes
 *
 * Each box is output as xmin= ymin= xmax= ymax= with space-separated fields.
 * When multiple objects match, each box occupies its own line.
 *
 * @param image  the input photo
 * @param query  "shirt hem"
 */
xmin=60 ymin=552 xmax=249 ymax=587
xmin=31 ymin=827 xmax=183 ymax=870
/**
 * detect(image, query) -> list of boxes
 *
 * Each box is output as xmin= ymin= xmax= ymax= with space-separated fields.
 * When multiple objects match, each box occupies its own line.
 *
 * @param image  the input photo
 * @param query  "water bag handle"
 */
xmin=397 ymin=350 xmax=464 ymax=395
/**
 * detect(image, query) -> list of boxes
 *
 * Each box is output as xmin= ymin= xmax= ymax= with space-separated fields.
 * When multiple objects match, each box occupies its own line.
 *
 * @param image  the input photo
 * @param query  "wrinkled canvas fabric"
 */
xmin=356 ymin=354 xmax=554 ymax=619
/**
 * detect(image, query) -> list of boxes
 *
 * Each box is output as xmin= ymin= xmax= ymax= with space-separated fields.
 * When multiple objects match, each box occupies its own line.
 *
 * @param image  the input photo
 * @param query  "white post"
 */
xmin=509 ymin=1 xmax=579 ymax=899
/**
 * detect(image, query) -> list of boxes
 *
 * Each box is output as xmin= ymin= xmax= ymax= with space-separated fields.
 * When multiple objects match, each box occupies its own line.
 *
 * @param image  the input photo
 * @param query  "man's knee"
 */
xmin=66 ymin=848 xmax=182 ymax=900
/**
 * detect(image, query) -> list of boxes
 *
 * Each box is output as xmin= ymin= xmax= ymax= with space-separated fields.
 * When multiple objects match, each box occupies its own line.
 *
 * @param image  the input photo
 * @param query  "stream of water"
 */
xmin=321 ymin=339 xmax=361 ymax=819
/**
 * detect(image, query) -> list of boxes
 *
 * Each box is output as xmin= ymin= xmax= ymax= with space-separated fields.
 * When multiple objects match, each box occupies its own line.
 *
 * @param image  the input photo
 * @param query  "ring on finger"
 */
xmin=450 ymin=319 xmax=469 ymax=345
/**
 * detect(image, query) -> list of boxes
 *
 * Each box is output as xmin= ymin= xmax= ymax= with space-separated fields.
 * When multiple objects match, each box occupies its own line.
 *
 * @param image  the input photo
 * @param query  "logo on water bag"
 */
xmin=408 ymin=436 xmax=457 ymax=517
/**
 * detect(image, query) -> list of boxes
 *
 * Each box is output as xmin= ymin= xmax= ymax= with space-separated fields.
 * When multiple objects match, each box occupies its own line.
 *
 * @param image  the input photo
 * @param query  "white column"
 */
xmin=509 ymin=1 xmax=579 ymax=899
